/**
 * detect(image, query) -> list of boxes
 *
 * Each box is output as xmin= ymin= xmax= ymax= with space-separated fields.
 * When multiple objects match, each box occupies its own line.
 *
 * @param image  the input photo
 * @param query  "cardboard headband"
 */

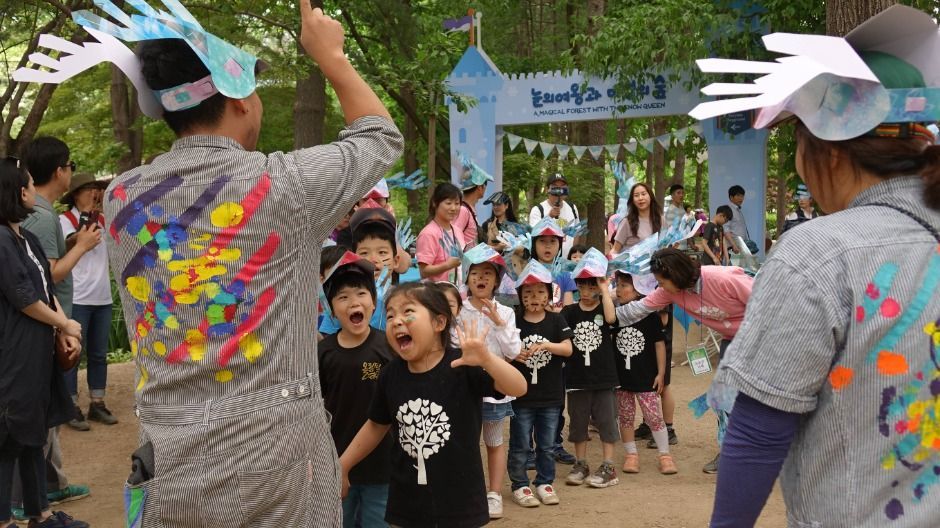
xmin=530 ymin=218 xmax=565 ymax=239
xmin=571 ymin=247 xmax=609 ymax=280
xmin=514 ymin=261 xmax=553 ymax=289
xmin=13 ymin=0 xmax=262 ymax=118
xmin=365 ymin=179 xmax=390 ymax=199
xmin=689 ymin=5 xmax=940 ymax=141
xmin=458 ymin=152 xmax=495 ymax=190
xmin=462 ymin=243 xmax=507 ymax=277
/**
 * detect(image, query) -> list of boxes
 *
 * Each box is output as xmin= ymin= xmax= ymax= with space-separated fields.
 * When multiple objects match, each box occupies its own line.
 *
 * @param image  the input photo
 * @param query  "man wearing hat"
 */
xmin=528 ymin=173 xmax=580 ymax=257
xmin=781 ymin=183 xmax=819 ymax=235
xmin=58 ymin=173 xmax=117 ymax=430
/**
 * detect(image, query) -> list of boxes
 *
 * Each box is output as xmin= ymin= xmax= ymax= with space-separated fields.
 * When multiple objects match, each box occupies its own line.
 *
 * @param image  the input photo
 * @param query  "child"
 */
xmin=561 ymin=248 xmax=621 ymax=488
xmin=437 ymin=281 xmax=462 ymax=318
xmin=318 ymin=245 xmax=350 ymax=339
xmin=698 ymin=205 xmax=732 ymax=266
xmin=318 ymin=253 xmax=394 ymax=527
xmin=530 ymin=218 xmax=575 ymax=311
xmin=459 ymin=244 xmax=522 ymax=519
xmin=509 ymin=261 xmax=573 ymax=507
xmin=416 ymin=183 xmax=464 ymax=281
xmin=339 ymin=282 xmax=527 ymax=528
xmin=613 ymin=271 xmax=677 ymax=475
xmin=567 ymin=244 xmax=588 ymax=262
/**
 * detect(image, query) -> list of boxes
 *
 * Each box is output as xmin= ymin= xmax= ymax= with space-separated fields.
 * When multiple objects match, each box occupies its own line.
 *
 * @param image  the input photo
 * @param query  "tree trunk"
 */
xmin=651 ymin=119 xmax=667 ymax=205
xmin=694 ymin=161 xmax=703 ymax=209
xmin=582 ymin=0 xmax=606 ymax=252
xmin=827 ymin=0 xmax=895 ymax=36
xmin=403 ymin=86 xmax=421 ymax=218
xmin=111 ymin=65 xmax=143 ymax=173
xmin=293 ymin=0 xmax=325 ymax=149
xmin=672 ymin=147 xmax=686 ymax=186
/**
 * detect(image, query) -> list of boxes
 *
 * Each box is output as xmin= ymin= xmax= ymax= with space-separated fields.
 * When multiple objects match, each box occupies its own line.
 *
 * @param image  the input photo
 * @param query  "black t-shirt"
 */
xmin=512 ymin=311 xmax=573 ymax=408
xmin=369 ymin=348 xmax=494 ymax=528
xmin=702 ymin=222 xmax=724 ymax=265
xmin=560 ymin=303 xmax=619 ymax=390
xmin=318 ymin=328 xmax=394 ymax=485
xmin=614 ymin=313 xmax=665 ymax=392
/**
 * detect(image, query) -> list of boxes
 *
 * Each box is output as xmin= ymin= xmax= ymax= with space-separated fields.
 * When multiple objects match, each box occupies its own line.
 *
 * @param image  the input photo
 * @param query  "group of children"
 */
xmin=316 ymin=179 xmax=681 ymax=527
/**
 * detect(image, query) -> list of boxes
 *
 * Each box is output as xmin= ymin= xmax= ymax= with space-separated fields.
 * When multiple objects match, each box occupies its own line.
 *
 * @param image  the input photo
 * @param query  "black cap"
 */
xmin=323 ymin=252 xmax=377 ymax=304
xmin=350 ymin=206 xmax=397 ymax=249
xmin=484 ymin=191 xmax=511 ymax=205
xmin=546 ymin=173 xmax=567 ymax=186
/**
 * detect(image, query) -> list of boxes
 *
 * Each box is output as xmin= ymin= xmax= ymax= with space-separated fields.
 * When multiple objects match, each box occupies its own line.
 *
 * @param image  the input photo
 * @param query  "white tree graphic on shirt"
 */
xmin=522 ymin=334 xmax=551 ymax=385
xmin=616 ymin=326 xmax=645 ymax=370
xmin=572 ymin=321 xmax=602 ymax=367
xmin=396 ymin=398 xmax=451 ymax=485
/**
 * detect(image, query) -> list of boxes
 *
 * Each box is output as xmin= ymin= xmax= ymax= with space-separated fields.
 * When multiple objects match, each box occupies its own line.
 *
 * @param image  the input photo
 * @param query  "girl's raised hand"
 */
xmin=452 ymin=318 xmax=492 ymax=368
xmin=478 ymin=298 xmax=505 ymax=326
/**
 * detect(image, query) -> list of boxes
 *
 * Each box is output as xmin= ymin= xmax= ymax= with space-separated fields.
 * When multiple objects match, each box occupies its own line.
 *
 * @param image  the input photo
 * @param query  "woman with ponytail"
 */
xmin=694 ymin=7 xmax=940 ymax=527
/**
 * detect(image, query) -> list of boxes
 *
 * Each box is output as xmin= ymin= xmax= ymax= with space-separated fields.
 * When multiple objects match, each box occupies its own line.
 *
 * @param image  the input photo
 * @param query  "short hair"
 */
xmin=728 ymin=185 xmax=746 ymax=198
xmin=567 ymin=244 xmax=589 ymax=259
xmin=23 ymin=136 xmax=69 ymax=186
xmin=649 ymin=247 xmax=700 ymax=289
xmin=668 ymin=184 xmax=684 ymax=194
xmin=715 ymin=205 xmax=733 ymax=220
xmin=0 ymin=158 xmax=33 ymax=224
xmin=353 ymin=222 xmax=396 ymax=253
xmin=386 ymin=282 xmax=454 ymax=349
xmin=320 ymin=245 xmax=347 ymax=274
xmin=429 ymin=183 xmax=462 ymax=216
xmin=515 ymin=281 xmax=552 ymax=318
xmin=138 ymin=39 xmax=228 ymax=135
xmin=325 ymin=268 xmax=377 ymax=312
xmin=574 ymin=277 xmax=598 ymax=287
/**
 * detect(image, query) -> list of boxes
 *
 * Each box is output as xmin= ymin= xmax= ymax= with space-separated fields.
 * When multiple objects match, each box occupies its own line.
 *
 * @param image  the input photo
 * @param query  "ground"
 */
xmin=60 ymin=357 xmax=786 ymax=528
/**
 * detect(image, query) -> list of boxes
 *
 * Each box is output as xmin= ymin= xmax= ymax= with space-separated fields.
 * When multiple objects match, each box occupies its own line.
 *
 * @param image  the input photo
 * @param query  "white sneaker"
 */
xmin=511 ymin=487 xmax=540 ymax=508
xmin=487 ymin=491 xmax=504 ymax=518
xmin=535 ymin=484 xmax=560 ymax=505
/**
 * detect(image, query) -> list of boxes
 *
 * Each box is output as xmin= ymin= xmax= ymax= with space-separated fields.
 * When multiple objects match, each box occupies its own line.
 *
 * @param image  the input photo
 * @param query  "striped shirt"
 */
xmin=716 ymin=176 xmax=940 ymax=527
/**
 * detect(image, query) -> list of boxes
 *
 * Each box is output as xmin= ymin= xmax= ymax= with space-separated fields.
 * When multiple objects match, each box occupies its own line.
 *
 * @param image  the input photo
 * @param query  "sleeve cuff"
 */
xmin=718 ymin=364 xmax=817 ymax=414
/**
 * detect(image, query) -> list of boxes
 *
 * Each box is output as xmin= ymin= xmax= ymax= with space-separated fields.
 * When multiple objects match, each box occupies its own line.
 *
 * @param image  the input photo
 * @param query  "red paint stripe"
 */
xmin=233 ymin=232 xmax=281 ymax=284
xmin=211 ymin=173 xmax=271 ymax=250
xmin=218 ymin=287 xmax=276 ymax=368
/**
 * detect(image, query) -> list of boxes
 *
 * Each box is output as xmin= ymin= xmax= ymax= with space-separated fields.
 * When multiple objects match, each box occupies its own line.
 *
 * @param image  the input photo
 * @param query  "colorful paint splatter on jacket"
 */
xmin=110 ymin=173 xmax=278 ymax=385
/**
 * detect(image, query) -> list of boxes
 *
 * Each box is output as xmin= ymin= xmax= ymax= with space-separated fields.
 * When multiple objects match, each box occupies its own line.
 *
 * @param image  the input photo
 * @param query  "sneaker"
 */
xmin=702 ymin=453 xmax=719 ymax=474
xmin=511 ymin=487 xmax=540 ymax=508
xmin=87 ymin=401 xmax=118 ymax=425
xmin=487 ymin=491 xmax=503 ymax=519
xmin=622 ymin=453 xmax=639 ymax=474
xmin=658 ymin=454 xmax=678 ymax=475
xmin=553 ymin=447 xmax=577 ymax=465
xmin=565 ymin=460 xmax=590 ymax=485
xmin=47 ymin=485 xmax=89 ymax=506
xmin=586 ymin=461 xmax=619 ymax=488
xmin=647 ymin=426 xmax=680 ymax=449
xmin=535 ymin=484 xmax=559 ymax=505
xmin=634 ymin=423 xmax=652 ymax=440
xmin=66 ymin=407 xmax=89 ymax=432
xmin=27 ymin=511 xmax=89 ymax=528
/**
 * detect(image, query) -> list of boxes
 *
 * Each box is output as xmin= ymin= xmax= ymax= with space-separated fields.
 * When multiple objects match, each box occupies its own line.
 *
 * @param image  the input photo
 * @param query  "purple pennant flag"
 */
xmin=443 ymin=15 xmax=473 ymax=32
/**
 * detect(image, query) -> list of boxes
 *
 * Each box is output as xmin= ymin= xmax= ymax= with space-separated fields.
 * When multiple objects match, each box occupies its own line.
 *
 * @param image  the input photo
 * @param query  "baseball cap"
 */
xmin=349 ymin=206 xmax=397 ymax=251
xmin=546 ymin=173 xmax=567 ymax=186
xmin=323 ymin=251 xmax=376 ymax=302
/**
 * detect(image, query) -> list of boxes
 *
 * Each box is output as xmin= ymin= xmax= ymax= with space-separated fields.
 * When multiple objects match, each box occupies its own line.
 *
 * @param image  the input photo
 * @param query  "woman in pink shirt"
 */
xmin=615 ymin=248 xmax=753 ymax=473
xmin=416 ymin=183 xmax=465 ymax=282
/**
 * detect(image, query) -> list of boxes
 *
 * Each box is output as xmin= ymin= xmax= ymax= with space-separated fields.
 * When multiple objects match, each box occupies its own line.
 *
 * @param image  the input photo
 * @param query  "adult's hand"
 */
xmin=63 ymin=319 xmax=82 ymax=340
xmin=299 ymin=1 xmax=346 ymax=74
xmin=549 ymin=204 xmax=561 ymax=219
xmin=74 ymin=223 xmax=101 ymax=253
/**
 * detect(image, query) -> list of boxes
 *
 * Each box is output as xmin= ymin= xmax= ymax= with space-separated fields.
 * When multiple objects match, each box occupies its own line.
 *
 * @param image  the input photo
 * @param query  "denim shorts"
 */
xmin=482 ymin=401 xmax=515 ymax=422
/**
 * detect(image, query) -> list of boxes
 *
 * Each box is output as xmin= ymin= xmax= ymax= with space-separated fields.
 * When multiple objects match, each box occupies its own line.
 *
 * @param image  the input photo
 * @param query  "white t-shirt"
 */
xmin=528 ymin=199 xmax=579 ymax=258
xmin=59 ymin=208 xmax=112 ymax=306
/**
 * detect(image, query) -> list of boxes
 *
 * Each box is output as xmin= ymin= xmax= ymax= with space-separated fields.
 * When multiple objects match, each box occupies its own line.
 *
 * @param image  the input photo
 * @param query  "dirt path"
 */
xmin=60 ymin=361 xmax=786 ymax=528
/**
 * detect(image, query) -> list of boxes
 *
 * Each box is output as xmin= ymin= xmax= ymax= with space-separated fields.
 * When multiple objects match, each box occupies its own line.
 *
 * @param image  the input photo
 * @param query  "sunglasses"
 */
xmin=62 ymin=161 xmax=76 ymax=171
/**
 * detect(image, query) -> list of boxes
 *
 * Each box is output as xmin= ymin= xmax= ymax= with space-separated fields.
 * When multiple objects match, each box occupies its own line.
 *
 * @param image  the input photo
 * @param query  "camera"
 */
xmin=548 ymin=186 xmax=569 ymax=197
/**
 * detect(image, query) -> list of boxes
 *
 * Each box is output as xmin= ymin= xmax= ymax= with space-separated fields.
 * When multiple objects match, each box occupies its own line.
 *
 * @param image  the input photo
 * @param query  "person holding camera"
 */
xmin=528 ymin=174 xmax=580 ymax=258
xmin=58 ymin=173 xmax=116 ymax=430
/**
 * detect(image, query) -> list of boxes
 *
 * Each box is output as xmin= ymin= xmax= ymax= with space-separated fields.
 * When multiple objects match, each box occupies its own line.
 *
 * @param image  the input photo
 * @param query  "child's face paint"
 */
xmin=467 ymin=263 xmax=498 ymax=299
xmin=386 ymin=294 xmax=444 ymax=364
xmin=356 ymin=236 xmax=396 ymax=279
xmin=576 ymin=279 xmax=601 ymax=301
xmin=520 ymin=283 xmax=549 ymax=313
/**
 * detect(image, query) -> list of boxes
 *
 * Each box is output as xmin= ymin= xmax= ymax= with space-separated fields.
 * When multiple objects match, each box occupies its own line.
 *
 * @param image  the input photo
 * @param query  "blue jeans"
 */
xmin=66 ymin=304 xmax=112 ymax=399
xmin=342 ymin=483 xmax=388 ymax=528
xmin=509 ymin=406 xmax=560 ymax=491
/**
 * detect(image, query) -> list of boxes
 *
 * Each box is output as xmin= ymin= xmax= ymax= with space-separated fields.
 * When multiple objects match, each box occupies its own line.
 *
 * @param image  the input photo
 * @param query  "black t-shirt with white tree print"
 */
xmin=368 ymin=348 xmax=494 ymax=528
xmin=561 ymin=303 xmax=619 ymax=390
xmin=512 ymin=311 xmax=573 ymax=408
xmin=614 ymin=312 xmax=665 ymax=393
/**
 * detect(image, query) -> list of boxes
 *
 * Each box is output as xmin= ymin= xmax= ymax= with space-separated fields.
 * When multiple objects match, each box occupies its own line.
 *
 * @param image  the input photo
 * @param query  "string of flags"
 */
xmin=503 ymin=123 xmax=704 ymax=161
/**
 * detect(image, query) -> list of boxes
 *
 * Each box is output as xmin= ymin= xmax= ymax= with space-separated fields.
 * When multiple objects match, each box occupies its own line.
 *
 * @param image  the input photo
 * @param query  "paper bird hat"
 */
xmin=322 ymin=251 xmax=376 ymax=301
xmin=14 ymin=0 xmax=263 ymax=118
xmin=530 ymin=218 xmax=565 ymax=239
xmin=365 ymin=179 xmax=390 ymax=199
xmin=461 ymin=243 xmax=507 ymax=277
xmin=514 ymin=261 xmax=553 ymax=289
xmin=689 ymin=5 xmax=940 ymax=141
xmin=458 ymin=152 xmax=495 ymax=190
xmin=571 ymin=247 xmax=609 ymax=280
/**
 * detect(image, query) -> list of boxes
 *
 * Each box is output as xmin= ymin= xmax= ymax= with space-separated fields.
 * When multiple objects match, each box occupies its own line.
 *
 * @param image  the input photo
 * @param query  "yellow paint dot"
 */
xmin=136 ymin=323 xmax=149 ymax=338
xmin=126 ymin=276 xmax=151 ymax=302
xmin=240 ymin=333 xmax=264 ymax=363
xmin=153 ymin=342 xmax=166 ymax=357
xmin=141 ymin=347 xmax=150 ymax=357
xmin=136 ymin=363 xmax=148 ymax=392
xmin=210 ymin=202 xmax=245 ymax=228
xmin=130 ymin=340 xmax=138 ymax=357
xmin=215 ymin=370 xmax=234 ymax=383
xmin=164 ymin=316 xmax=180 ymax=330
xmin=186 ymin=329 xmax=207 ymax=361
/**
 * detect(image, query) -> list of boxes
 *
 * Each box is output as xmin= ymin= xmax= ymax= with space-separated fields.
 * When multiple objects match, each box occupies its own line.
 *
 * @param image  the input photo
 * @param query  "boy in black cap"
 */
xmin=318 ymin=252 xmax=395 ymax=527
xmin=528 ymin=173 xmax=580 ymax=258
